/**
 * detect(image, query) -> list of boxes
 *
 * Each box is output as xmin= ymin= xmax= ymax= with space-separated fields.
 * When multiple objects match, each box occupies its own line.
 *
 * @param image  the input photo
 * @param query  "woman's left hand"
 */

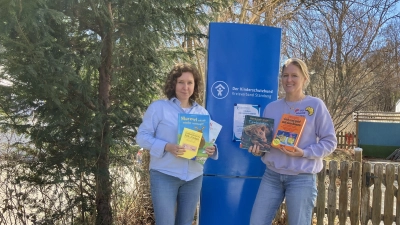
xmin=279 ymin=146 xmax=304 ymax=157
xmin=205 ymin=146 xmax=216 ymax=156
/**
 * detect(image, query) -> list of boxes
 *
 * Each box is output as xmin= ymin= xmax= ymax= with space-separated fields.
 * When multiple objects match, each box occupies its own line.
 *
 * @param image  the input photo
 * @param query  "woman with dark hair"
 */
xmin=249 ymin=58 xmax=337 ymax=225
xmin=136 ymin=63 xmax=217 ymax=225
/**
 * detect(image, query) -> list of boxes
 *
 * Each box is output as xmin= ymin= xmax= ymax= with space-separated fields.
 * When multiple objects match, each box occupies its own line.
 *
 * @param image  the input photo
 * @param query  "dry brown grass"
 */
xmin=114 ymin=151 xmax=155 ymax=225
xmin=325 ymin=148 xmax=355 ymax=163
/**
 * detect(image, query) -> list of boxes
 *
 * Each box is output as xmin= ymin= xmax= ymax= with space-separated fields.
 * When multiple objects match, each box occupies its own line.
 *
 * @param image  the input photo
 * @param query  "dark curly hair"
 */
xmin=164 ymin=63 xmax=203 ymax=102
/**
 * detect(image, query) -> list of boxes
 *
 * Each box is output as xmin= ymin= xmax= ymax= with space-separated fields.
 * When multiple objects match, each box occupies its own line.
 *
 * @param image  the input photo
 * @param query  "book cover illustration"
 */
xmin=240 ymin=115 xmax=274 ymax=152
xmin=177 ymin=113 xmax=210 ymax=160
xmin=271 ymin=114 xmax=306 ymax=152
xmin=178 ymin=128 xmax=203 ymax=159
xmin=196 ymin=119 xmax=223 ymax=165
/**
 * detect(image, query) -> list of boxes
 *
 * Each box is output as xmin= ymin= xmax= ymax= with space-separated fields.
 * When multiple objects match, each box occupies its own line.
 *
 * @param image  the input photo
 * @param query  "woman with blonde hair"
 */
xmin=249 ymin=58 xmax=337 ymax=225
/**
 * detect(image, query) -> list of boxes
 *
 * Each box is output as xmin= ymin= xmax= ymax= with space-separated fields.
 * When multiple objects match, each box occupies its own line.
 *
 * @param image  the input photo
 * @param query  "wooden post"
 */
xmin=354 ymin=147 xmax=362 ymax=162
xmin=316 ymin=161 xmax=327 ymax=225
xmin=354 ymin=111 xmax=359 ymax=147
xmin=350 ymin=161 xmax=361 ymax=225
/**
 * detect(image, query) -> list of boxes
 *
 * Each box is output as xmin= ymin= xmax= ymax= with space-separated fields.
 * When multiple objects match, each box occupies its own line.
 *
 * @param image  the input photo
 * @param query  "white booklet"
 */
xmin=209 ymin=120 xmax=223 ymax=144
xmin=195 ymin=119 xmax=222 ymax=165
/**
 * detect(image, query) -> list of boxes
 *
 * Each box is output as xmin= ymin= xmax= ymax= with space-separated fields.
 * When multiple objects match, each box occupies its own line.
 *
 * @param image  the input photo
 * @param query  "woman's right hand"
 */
xmin=165 ymin=143 xmax=185 ymax=157
xmin=248 ymin=145 xmax=263 ymax=156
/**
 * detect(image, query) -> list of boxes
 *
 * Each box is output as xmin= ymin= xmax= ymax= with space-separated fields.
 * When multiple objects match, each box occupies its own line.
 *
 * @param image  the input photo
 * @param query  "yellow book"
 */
xmin=178 ymin=128 xmax=203 ymax=159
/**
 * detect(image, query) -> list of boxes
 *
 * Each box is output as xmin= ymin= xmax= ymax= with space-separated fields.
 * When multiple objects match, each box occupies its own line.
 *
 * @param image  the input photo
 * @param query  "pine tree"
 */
xmin=0 ymin=0 xmax=226 ymax=224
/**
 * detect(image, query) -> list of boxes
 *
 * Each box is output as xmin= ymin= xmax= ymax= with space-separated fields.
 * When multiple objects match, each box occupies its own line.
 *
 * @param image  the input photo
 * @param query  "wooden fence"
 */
xmin=274 ymin=157 xmax=399 ymax=224
xmin=314 ymin=160 xmax=399 ymax=225
xmin=336 ymin=131 xmax=357 ymax=149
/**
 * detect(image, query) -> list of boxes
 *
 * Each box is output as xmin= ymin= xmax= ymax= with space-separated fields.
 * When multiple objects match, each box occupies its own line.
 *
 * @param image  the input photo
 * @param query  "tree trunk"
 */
xmin=95 ymin=128 xmax=112 ymax=225
xmin=95 ymin=3 xmax=113 ymax=223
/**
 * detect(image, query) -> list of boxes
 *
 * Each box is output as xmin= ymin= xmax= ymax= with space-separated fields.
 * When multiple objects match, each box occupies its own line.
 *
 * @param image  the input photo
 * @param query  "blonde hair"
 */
xmin=281 ymin=58 xmax=310 ymax=90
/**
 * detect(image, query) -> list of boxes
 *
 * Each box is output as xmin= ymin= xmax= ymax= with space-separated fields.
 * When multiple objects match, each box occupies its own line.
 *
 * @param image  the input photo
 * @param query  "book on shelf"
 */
xmin=195 ymin=119 xmax=223 ymax=165
xmin=271 ymin=114 xmax=306 ymax=152
xmin=177 ymin=113 xmax=210 ymax=160
xmin=240 ymin=115 xmax=274 ymax=152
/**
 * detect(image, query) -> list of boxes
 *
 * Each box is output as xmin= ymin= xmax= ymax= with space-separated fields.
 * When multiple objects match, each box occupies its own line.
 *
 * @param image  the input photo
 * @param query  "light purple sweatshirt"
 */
xmin=261 ymin=95 xmax=337 ymax=175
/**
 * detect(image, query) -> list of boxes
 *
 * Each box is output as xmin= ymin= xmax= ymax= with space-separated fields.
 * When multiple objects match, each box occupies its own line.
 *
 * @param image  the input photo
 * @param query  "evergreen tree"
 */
xmin=0 ymin=0 xmax=226 ymax=224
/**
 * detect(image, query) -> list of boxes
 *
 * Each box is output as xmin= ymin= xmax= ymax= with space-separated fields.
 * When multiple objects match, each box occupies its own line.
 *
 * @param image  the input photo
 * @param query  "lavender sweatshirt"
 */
xmin=261 ymin=95 xmax=337 ymax=175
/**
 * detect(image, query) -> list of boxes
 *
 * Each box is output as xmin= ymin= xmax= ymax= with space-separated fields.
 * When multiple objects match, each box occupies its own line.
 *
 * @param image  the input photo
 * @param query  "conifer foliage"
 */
xmin=0 ymin=0 xmax=224 ymax=224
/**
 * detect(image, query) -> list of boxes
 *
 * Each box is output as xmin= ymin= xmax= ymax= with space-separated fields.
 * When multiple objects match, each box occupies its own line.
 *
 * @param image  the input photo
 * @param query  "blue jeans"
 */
xmin=250 ymin=167 xmax=317 ymax=225
xmin=150 ymin=169 xmax=203 ymax=225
